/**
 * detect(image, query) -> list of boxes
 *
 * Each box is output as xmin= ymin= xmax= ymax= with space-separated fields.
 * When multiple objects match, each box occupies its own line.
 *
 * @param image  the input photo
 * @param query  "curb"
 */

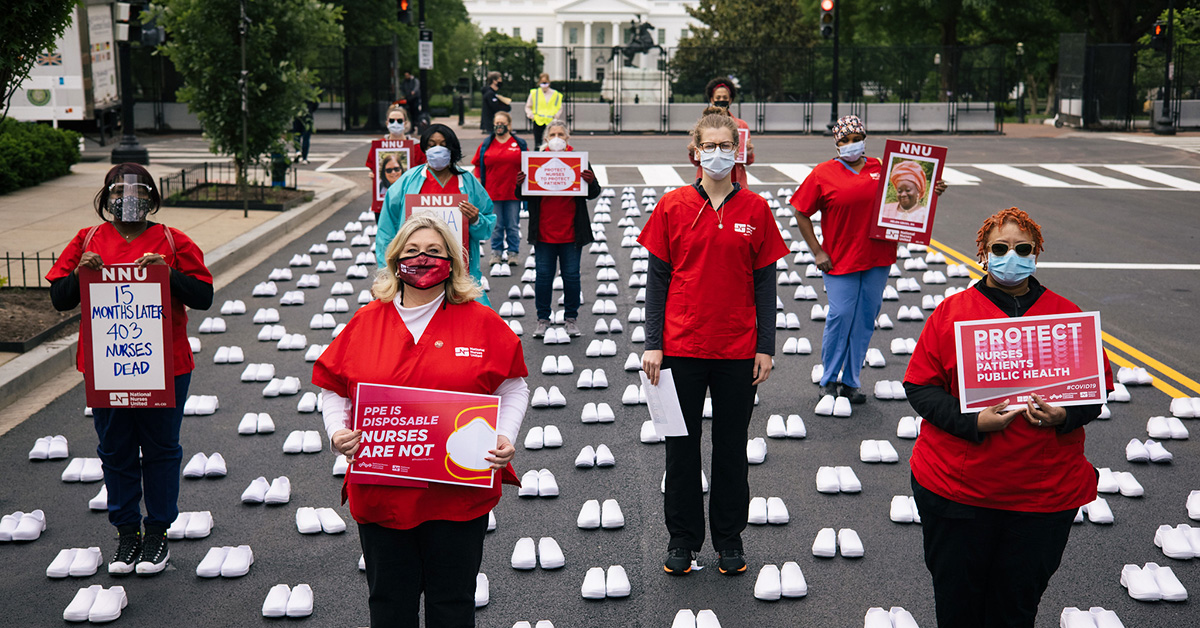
xmin=0 ymin=181 xmax=362 ymax=415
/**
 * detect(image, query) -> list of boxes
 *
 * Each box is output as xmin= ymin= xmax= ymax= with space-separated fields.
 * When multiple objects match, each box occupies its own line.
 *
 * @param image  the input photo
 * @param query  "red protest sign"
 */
xmin=521 ymin=151 xmax=588 ymax=196
xmin=348 ymin=383 xmax=499 ymax=489
xmin=79 ymin=264 xmax=175 ymax=408
xmin=869 ymin=139 xmax=947 ymax=246
xmin=404 ymin=193 xmax=471 ymax=265
xmin=954 ymin=312 xmax=1106 ymax=412
xmin=367 ymin=139 xmax=415 ymax=213
xmin=735 ymin=128 xmax=750 ymax=164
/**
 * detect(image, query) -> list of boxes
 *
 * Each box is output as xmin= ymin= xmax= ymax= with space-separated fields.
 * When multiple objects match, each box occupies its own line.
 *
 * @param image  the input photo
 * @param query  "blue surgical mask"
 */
xmin=699 ymin=148 xmax=736 ymax=180
xmin=426 ymin=146 xmax=451 ymax=171
xmin=838 ymin=140 xmax=865 ymax=162
xmin=987 ymin=251 xmax=1037 ymax=286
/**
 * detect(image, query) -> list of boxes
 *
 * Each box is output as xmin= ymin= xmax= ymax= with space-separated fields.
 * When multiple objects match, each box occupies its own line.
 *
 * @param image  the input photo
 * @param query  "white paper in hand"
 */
xmin=640 ymin=369 xmax=688 ymax=437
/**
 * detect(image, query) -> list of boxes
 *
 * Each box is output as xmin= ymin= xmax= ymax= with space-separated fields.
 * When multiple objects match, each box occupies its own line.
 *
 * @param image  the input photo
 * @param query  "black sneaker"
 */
xmin=663 ymin=547 xmax=695 ymax=575
xmin=135 ymin=531 xmax=170 ymax=575
xmin=840 ymin=386 xmax=867 ymax=405
xmin=717 ymin=548 xmax=747 ymax=575
xmin=821 ymin=383 xmax=840 ymax=398
xmin=108 ymin=529 xmax=141 ymax=575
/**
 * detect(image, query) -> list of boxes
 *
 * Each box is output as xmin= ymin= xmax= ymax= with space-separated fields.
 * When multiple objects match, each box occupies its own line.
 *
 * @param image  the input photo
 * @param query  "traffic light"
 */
xmin=1150 ymin=20 xmax=1166 ymax=52
xmin=820 ymin=0 xmax=835 ymax=40
xmin=398 ymin=0 xmax=412 ymax=25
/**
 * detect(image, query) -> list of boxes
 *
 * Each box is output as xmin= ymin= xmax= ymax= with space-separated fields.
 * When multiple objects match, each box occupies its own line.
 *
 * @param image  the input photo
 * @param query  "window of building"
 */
xmin=490 ymin=27 xmax=498 ymax=33
xmin=513 ymin=27 xmax=521 ymax=39
xmin=596 ymin=27 xmax=606 ymax=45
xmin=568 ymin=27 xmax=577 ymax=44
xmin=681 ymin=28 xmax=690 ymax=40
xmin=569 ymin=58 xmax=578 ymax=79
xmin=596 ymin=68 xmax=605 ymax=83
xmin=624 ymin=27 xmax=632 ymax=44
xmin=658 ymin=28 xmax=666 ymax=44
xmin=536 ymin=27 xmax=544 ymax=43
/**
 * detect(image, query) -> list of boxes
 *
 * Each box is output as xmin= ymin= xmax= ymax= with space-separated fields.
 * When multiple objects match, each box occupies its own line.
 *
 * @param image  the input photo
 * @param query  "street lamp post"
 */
xmin=1154 ymin=0 xmax=1177 ymax=135
xmin=1016 ymin=42 xmax=1025 ymax=124
xmin=111 ymin=4 xmax=148 ymax=165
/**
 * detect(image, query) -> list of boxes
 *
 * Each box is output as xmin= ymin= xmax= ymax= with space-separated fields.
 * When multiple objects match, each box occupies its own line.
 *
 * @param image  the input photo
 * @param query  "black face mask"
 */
xmin=495 ymin=124 xmax=508 ymax=135
xmin=713 ymin=100 xmax=731 ymax=109
xmin=495 ymin=81 xmax=503 ymax=88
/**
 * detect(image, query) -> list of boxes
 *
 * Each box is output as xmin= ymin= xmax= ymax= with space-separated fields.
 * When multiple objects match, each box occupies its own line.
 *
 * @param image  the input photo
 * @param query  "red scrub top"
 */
xmin=472 ymin=136 xmax=522 ymax=202
xmin=789 ymin=158 xmax=896 ymax=275
xmin=538 ymin=197 xmax=575 ymax=244
xmin=638 ymin=185 xmax=789 ymax=360
xmin=905 ymin=285 xmax=1113 ymax=513
xmin=421 ymin=168 xmax=462 ymax=194
xmin=313 ymin=298 xmax=528 ymax=530
xmin=46 ymin=222 xmax=212 ymax=377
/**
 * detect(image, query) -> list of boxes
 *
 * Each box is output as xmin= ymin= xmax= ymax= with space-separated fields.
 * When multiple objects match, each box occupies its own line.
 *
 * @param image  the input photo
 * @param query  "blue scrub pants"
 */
xmin=93 ymin=373 xmax=190 ymax=530
xmin=820 ymin=265 xmax=889 ymax=390
xmin=489 ymin=200 xmax=523 ymax=256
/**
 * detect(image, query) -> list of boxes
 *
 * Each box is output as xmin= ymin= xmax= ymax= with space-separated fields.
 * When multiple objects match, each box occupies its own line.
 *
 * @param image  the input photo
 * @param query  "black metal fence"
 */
xmin=158 ymin=161 xmax=298 ymax=206
xmin=2 ymin=252 xmax=59 ymax=288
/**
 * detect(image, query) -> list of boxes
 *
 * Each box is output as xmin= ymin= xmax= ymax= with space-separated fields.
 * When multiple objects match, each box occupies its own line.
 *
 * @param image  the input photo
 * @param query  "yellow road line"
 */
xmin=925 ymin=239 xmax=1194 ymax=399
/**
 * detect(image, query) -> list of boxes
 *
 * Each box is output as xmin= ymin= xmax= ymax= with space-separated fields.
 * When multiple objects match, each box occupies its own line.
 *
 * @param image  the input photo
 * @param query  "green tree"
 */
xmin=1 ymin=0 xmax=77 ymax=121
xmin=1136 ymin=8 xmax=1200 ymax=105
xmin=480 ymin=31 xmax=545 ymax=94
xmin=155 ymin=0 xmax=343 ymax=180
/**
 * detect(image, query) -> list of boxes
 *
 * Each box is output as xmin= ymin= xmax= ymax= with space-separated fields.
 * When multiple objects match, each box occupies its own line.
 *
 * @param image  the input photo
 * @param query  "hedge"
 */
xmin=0 ymin=118 xmax=81 ymax=195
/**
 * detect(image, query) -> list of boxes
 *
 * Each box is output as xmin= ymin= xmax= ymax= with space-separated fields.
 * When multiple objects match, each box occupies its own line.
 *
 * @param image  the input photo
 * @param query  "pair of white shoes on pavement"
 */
xmin=514 ymin=622 xmax=558 ymax=628
xmin=182 ymin=452 xmax=226 ymax=478
xmin=1153 ymin=524 xmax=1200 ymax=559
xmin=864 ymin=607 xmax=919 ymax=628
xmin=241 ymin=476 xmax=291 ymax=504
xmin=1146 ymin=415 xmax=1188 ymax=440
xmin=672 ymin=610 xmax=722 ymax=628
xmin=219 ymin=299 xmax=246 ymax=314
xmin=575 ymin=445 xmax=615 ymax=468
xmin=182 ymin=395 xmax=219 ymax=415
xmin=781 ymin=337 xmax=813 ymax=354
xmin=523 ymin=426 xmax=562 ymax=449
xmin=283 ymin=430 xmax=324 ymax=454
xmin=1120 ymin=562 xmax=1187 ymax=601
xmin=814 ymin=394 xmax=852 ymax=417
xmin=765 ymin=414 xmax=806 ymax=438
xmin=212 ymin=346 xmax=245 ymax=363
xmin=581 ymin=565 xmax=630 ymax=599
xmin=166 ymin=511 xmax=213 ymax=539
xmin=889 ymin=496 xmax=923 ymax=524
xmin=577 ymin=499 xmax=624 ymax=529
xmin=1060 ymin=607 xmax=1125 ymax=628
xmin=28 ymin=434 xmax=69 ymax=460
xmin=518 ymin=469 xmax=559 ymax=497
xmin=816 ymin=466 xmax=861 ymax=493
xmin=748 ymin=497 xmax=789 ymax=525
xmin=262 ymin=584 xmax=314 ymax=617
xmin=873 ymin=380 xmax=907 ymax=400
xmin=1126 ymin=438 xmax=1172 ymax=463
xmin=47 ymin=547 xmax=103 ymax=577
xmin=238 ymin=412 xmax=276 ymax=435
xmin=897 ymin=416 xmax=922 ymax=439
xmin=530 ymin=386 xmax=567 ymax=408
xmin=63 ymin=585 xmax=126 ymax=623
xmin=511 ymin=537 xmax=565 ymax=569
xmin=754 ymin=563 xmax=807 ymax=601
xmin=62 ymin=458 xmax=104 ymax=483
xmin=196 ymin=545 xmax=254 ymax=577
xmin=1116 ymin=366 xmax=1154 ymax=386
xmin=860 ymin=439 xmax=900 ymax=463
xmin=295 ymin=507 xmax=346 ymax=534
xmin=576 ymin=368 xmax=609 ymax=389
xmin=1169 ymin=396 xmax=1200 ymax=418
xmin=812 ymin=528 xmax=863 ymax=558
xmin=747 ymin=438 xmax=767 ymax=464
xmin=581 ymin=402 xmax=616 ymax=423
xmin=1077 ymin=497 xmax=1114 ymax=524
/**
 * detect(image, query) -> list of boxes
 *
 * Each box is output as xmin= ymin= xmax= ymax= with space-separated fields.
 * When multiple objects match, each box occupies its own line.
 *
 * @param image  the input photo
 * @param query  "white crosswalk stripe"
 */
xmin=1103 ymin=165 xmax=1200 ymax=192
xmin=1093 ymin=134 xmax=1200 ymax=155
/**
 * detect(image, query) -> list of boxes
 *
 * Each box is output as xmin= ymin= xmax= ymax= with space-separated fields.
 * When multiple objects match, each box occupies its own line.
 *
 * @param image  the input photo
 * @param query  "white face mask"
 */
xmin=425 ymin=146 xmax=452 ymax=170
xmin=699 ymin=148 xmax=736 ymax=180
xmin=838 ymin=140 xmax=866 ymax=162
xmin=546 ymin=137 xmax=567 ymax=152
xmin=387 ymin=121 xmax=406 ymax=135
xmin=539 ymin=82 xmax=550 ymax=89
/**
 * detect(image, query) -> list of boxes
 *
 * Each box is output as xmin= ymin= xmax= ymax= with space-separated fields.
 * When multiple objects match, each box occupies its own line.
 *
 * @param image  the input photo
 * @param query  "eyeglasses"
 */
xmin=384 ymin=167 xmax=403 ymax=174
xmin=698 ymin=142 xmax=735 ymax=153
xmin=990 ymin=242 xmax=1034 ymax=257
xmin=108 ymin=182 xmax=152 ymax=194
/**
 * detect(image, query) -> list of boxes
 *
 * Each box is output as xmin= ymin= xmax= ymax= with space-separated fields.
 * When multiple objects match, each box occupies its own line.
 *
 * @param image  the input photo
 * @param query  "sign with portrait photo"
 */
xmin=404 ymin=193 xmax=471 ymax=265
xmin=368 ymin=139 xmax=415 ymax=212
xmin=79 ymin=264 xmax=175 ymax=409
xmin=521 ymin=151 xmax=588 ymax=196
xmin=869 ymin=139 xmax=947 ymax=246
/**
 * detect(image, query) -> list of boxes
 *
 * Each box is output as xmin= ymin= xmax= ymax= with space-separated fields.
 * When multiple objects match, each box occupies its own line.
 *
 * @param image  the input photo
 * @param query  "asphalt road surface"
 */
xmin=2 ymin=131 xmax=1198 ymax=627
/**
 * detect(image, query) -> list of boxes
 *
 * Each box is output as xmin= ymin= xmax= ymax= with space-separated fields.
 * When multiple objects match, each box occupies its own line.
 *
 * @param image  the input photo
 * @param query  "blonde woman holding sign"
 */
xmin=315 ymin=215 xmax=528 ymax=626
xmin=46 ymin=163 xmax=213 ymax=578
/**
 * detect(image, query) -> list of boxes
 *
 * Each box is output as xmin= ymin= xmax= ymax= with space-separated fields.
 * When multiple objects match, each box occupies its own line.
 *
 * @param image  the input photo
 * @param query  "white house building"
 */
xmin=463 ymin=0 xmax=700 ymax=82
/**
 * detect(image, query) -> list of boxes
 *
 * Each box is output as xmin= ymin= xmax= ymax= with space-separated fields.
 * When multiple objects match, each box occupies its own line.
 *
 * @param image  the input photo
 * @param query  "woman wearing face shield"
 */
xmin=376 ymin=123 xmax=497 ymax=305
xmin=902 ymin=207 xmax=1113 ymax=628
xmin=640 ymin=113 xmax=789 ymax=577
xmin=686 ymin=78 xmax=754 ymax=187
xmin=45 ymin=163 xmax=213 ymax=578
xmin=790 ymin=115 xmax=948 ymax=407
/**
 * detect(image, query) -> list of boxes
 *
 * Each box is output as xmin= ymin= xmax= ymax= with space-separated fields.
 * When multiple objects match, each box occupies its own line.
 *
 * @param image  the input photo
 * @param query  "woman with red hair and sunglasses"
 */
xmin=902 ymin=207 xmax=1113 ymax=628
xmin=46 ymin=163 xmax=213 ymax=578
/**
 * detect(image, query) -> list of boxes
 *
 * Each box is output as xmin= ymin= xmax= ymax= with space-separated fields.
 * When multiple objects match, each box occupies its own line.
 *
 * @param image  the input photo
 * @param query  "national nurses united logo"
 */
xmin=455 ymin=346 xmax=485 ymax=358
xmin=733 ymin=223 xmax=755 ymax=236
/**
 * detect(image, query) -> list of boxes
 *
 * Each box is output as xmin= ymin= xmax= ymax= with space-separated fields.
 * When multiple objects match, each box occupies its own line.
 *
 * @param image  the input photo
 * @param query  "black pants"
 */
xmin=662 ymin=356 xmax=756 ymax=552
xmin=532 ymin=123 xmax=547 ymax=149
xmin=912 ymin=476 xmax=1076 ymax=628
xmin=358 ymin=515 xmax=488 ymax=628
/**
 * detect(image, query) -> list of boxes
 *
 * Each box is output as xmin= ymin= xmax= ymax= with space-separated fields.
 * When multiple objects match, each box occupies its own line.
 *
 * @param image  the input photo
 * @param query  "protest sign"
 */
xmin=869 ymin=139 xmax=947 ymax=246
xmin=954 ymin=312 xmax=1106 ymax=412
xmin=348 ymin=383 xmax=499 ymax=488
xmin=521 ymin=151 xmax=588 ymax=196
xmin=735 ymin=127 xmax=750 ymax=164
xmin=367 ymin=139 xmax=414 ymax=212
xmin=79 ymin=264 xmax=174 ymax=408
xmin=404 ymin=193 xmax=471 ymax=264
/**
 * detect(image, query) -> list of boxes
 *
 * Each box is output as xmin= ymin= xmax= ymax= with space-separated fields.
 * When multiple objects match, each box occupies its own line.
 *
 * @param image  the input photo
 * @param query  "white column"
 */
xmin=582 ymin=21 xmax=593 ymax=80
xmin=555 ymin=21 xmax=565 ymax=78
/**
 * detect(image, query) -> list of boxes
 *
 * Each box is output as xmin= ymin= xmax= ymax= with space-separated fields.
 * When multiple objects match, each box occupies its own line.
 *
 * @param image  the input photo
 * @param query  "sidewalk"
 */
xmin=0 ymin=158 xmax=362 ymax=412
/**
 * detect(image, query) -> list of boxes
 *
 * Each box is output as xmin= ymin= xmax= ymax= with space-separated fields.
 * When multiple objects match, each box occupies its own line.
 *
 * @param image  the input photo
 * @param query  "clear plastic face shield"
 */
xmin=108 ymin=175 xmax=153 ymax=222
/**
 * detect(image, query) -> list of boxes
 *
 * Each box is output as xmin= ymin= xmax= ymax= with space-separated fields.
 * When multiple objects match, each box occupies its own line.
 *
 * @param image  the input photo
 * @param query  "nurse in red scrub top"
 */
xmin=316 ymin=214 xmax=529 ymax=627
xmin=790 ymin=115 xmax=947 ymax=406
xmin=639 ymin=113 xmax=789 ymax=578
xmin=46 ymin=163 xmax=213 ymax=579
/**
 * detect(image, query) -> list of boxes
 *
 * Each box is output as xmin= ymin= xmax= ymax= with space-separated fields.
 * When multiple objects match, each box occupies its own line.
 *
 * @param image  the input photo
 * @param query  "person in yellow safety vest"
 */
xmin=525 ymin=72 xmax=563 ymax=150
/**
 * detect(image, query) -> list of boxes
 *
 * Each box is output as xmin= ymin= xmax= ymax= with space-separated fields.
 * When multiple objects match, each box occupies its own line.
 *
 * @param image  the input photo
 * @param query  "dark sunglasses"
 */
xmin=384 ymin=167 xmax=403 ymax=174
xmin=991 ymin=243 xmax=1034 ymax=257
xmin=387 ymin=118 xmax=405 ymax=123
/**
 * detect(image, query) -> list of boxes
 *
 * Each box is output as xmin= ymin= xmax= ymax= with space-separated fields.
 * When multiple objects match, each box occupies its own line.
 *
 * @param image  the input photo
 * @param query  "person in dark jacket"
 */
xmin=481 ymin=71 xmax=512 ymax=134
xmin=514 ymin=121 xmax=599 ymax=339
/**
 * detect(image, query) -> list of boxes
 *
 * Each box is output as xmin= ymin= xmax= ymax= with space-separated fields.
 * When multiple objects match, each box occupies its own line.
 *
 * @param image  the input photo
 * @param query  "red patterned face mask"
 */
xmin=395 ymin=253 xmax=452 ymax=289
